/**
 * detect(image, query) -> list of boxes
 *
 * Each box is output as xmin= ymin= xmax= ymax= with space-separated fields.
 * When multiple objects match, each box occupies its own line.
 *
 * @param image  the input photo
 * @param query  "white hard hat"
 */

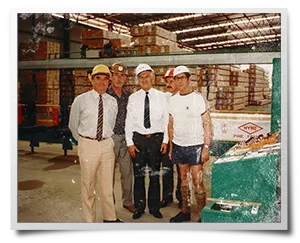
xmin=163 ymin=68 xmax=175 ymax=79
xmin=173 ymin=65 xmax=190 ymax=77
xmin=135 ymin=63 xmax=154 ymax=76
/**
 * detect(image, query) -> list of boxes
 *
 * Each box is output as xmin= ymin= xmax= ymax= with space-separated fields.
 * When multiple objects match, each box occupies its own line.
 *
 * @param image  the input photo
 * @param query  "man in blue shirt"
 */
xmin=107 ymin=62 xmax=135 ymax=214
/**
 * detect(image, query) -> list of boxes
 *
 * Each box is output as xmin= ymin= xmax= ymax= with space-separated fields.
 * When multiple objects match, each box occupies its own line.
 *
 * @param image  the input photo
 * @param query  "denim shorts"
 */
xmin=172 ymin=142 xmax=203 ymax=166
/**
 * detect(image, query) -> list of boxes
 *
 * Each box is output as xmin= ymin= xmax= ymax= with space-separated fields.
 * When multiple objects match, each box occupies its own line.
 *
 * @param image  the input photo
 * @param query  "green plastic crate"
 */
xmin=211 ymin=153 xmax=278 ymax=206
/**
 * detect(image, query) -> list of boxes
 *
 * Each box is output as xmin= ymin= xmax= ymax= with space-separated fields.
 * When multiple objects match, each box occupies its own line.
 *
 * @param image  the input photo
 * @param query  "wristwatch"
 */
xmin=204 ymin=144 xmax=210 ymax=149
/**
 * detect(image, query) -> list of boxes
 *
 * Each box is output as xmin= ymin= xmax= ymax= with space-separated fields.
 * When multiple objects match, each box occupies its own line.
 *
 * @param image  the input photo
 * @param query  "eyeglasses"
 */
xmin=174 ymin=75 xmax=187 ymax=81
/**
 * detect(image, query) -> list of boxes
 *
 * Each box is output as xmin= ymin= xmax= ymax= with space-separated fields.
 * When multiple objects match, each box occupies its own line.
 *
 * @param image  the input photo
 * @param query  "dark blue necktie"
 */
xmin=144 ymin=91 xmax=151 ymax=129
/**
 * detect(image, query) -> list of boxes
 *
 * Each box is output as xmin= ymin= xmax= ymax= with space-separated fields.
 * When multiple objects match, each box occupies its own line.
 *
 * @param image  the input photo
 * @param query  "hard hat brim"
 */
xmin=88 ymin=72 xmax=111 ymax=81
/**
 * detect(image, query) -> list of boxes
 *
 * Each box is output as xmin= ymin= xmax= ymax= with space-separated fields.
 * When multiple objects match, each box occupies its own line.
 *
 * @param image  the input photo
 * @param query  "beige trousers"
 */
xmin=78 ymin=136 xmax=117 ymax=222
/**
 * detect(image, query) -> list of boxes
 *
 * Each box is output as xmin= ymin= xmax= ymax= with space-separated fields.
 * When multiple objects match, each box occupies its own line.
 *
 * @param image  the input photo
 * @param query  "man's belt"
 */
xmin=134 ymin=132 xmax=163 ymax=138
xmin=79 ymin=134 xmax=109 ymax=141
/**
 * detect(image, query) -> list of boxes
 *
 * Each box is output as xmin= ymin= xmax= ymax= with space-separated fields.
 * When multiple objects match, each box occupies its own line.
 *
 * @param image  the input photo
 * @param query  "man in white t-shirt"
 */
xmin=160 ymin=68 xmax=182 ymax=209
xmin=168 ymin=65 xmax=213 ymax=223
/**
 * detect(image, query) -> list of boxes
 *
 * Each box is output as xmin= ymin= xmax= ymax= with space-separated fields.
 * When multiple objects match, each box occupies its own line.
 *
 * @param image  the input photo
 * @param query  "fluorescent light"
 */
xmin=195 ymin=34 xmax=281 ymax=47
xmin=175 ymin=15 xmax=280 ymax=34
xmin=181 ymin=26 xmax=281 ymax=42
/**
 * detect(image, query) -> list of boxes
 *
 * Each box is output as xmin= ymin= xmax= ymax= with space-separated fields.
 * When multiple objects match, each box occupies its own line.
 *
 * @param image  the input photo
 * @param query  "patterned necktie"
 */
xmin=96 ymin=94 xmax=103 ymax=141
xmin=144 ymin=91 xmax=151 ymax=129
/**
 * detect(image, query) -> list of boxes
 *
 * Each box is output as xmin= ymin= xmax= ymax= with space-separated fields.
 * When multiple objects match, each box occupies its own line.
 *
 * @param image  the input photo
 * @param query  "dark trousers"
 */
xmin=162 ymin=153 xmax=182 ymax=203
xmin=132 ymin=132 xmax=163 ymax=212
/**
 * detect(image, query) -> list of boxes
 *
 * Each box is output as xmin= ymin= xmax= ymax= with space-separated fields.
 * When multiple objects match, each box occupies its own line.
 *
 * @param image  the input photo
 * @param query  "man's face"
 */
xmin=138 ymin=70 xmax=154 ymax=91
xmin=165 ymin=77 xmax=178 ymax=94
xmin=91 ymin=73 xmax=110 ymax=94
xmin=174 ymin=73 xmax=189 ymax=91
xmin=111 ymin=72 xmax=127 ymax=88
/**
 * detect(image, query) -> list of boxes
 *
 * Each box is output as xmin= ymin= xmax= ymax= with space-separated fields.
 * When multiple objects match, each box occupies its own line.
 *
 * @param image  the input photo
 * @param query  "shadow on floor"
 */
xmin=43 ymin=155 xmax=80 ymax=171
xmin=18 ymin=180 xmax=45 ymax=190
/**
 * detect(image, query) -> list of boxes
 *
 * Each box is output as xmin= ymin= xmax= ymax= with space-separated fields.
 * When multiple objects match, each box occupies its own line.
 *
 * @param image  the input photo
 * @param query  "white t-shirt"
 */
xmin=169 ymin=91 xmax=206 ymax=146
xmin=165 ymin=92 xmax=172 ymax=102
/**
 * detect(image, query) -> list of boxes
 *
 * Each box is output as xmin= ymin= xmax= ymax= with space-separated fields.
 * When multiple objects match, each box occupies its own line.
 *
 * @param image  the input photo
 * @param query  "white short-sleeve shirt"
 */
xmin=169 ymin=91 xmax=206 ymax=146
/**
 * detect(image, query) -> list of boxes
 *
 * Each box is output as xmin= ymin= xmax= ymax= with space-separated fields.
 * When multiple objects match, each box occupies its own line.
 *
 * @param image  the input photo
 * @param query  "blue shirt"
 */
xmin=107 ymin=87 xmax=130 ymax=135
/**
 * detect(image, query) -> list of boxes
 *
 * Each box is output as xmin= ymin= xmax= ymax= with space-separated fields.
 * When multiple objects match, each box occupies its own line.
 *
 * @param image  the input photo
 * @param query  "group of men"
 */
xmin=68 ymin=62 xmax=213 ymax=223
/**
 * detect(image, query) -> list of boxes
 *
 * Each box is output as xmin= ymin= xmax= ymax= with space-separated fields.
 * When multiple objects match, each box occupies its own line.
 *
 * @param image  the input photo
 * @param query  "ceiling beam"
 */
xmin=18 ymin=52 xmax=281 ymax=70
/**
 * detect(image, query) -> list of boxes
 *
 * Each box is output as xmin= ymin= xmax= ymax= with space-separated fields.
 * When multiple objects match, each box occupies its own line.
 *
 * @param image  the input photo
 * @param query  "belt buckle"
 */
xmin=145 ymin=134 xmax=151 ymax=138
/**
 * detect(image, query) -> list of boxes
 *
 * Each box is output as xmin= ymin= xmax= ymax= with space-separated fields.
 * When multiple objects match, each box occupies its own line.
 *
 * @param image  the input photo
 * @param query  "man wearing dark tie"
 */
xmin=125 ymin=63 xmax=169 ymax=220
xmin=69 ymin=64 xmax=122 ymax=223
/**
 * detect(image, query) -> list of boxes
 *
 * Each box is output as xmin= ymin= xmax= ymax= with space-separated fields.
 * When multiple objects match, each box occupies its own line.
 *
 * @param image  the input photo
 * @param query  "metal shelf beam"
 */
xmin=18 ymin=52 xmax=280 ymax=70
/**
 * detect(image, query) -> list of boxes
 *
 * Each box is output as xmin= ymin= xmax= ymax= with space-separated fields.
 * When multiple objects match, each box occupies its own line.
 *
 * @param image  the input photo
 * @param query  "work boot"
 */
xmin=170 ymin=185 xmax=191 ymax=222
xmin=195 ymin=190 xmax=206 ymax=222
xmin=170 ymin=211 xmax=191 ymax=222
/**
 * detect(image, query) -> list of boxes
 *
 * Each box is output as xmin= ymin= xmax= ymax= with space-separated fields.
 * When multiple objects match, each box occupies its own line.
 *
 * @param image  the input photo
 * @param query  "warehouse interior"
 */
xmin=16 ymin=12 xmax=282 ymax=226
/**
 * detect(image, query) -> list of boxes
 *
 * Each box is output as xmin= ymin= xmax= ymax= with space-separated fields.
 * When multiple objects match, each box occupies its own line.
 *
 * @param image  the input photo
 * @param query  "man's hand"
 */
xmin=201 ymin=146 xmax=210 ymax=164
xmin=128 ymin=145 xmax=140 ymax=158
xmin=160 ymin=143 xmax=168 ymax=154
xmin=168 ymin=142 xmax=173 ymax=160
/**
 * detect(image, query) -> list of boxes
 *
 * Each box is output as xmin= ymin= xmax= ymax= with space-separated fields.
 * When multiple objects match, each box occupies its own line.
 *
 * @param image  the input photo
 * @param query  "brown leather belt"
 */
xmin=134 ymin=132 xmax=163 ymax=139
xmin=79 ymin=135 xmax=109 ymax=141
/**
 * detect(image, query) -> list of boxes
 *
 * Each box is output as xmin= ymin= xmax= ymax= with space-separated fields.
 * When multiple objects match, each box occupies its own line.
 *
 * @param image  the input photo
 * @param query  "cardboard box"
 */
xmin=86 ymin=49 xmax=100 ymax=58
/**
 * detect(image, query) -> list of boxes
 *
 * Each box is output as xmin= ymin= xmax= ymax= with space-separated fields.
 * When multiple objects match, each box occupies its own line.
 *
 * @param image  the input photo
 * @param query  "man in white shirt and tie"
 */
xmin=125 ymin=63 xmax=169 ymax=220
xmin=69 ymin=64 xmax=122 ymax=223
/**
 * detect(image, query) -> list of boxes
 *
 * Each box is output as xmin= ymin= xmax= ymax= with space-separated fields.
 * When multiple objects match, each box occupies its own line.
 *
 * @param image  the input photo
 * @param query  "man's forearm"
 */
xmin=203 ymin=111 xmax=213 ymax=146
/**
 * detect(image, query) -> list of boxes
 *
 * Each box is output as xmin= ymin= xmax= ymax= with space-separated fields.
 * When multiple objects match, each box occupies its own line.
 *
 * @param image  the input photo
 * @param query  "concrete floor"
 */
xmin=17 ymin=140 xmax=215 ymax=223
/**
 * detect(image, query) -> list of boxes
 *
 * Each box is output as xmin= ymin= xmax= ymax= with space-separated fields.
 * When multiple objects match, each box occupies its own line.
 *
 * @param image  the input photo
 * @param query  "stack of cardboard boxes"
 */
xmin=131 ymin=25 xmax=179 ymax=55
xmin=247 ymin=64 xmax=272 ymax=106
xmin=72 ymin=69 xmax=93 ymax=97
xmin=81 ymin=29 xmax=131 ymax=49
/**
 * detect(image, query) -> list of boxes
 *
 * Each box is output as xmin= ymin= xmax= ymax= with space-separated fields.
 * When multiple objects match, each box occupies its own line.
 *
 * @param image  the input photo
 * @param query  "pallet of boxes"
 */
xmin=211 ymin=65 xmax=247 ymax=111
xmin=18 ymin=69 xmax=60 ymax=126
xmin=60 ymin=69 xmax=75 ymax=106
xmin=81 ymin=29 xmax=131 ymax=58
xmin=18 ymin=41 xmax=61 ymax=125
xmin=131 ymin=25 xmax=179 ymax=55
xmin=247 ymin=65 xmax=272 ymax=106
xmin=72 ymin=69 xmax=93 ymax=97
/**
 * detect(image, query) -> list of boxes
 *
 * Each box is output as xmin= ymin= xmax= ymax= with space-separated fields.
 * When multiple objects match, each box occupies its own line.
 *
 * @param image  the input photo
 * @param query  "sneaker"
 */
xmin=169 ymin=212 xmax=191 ymax=222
